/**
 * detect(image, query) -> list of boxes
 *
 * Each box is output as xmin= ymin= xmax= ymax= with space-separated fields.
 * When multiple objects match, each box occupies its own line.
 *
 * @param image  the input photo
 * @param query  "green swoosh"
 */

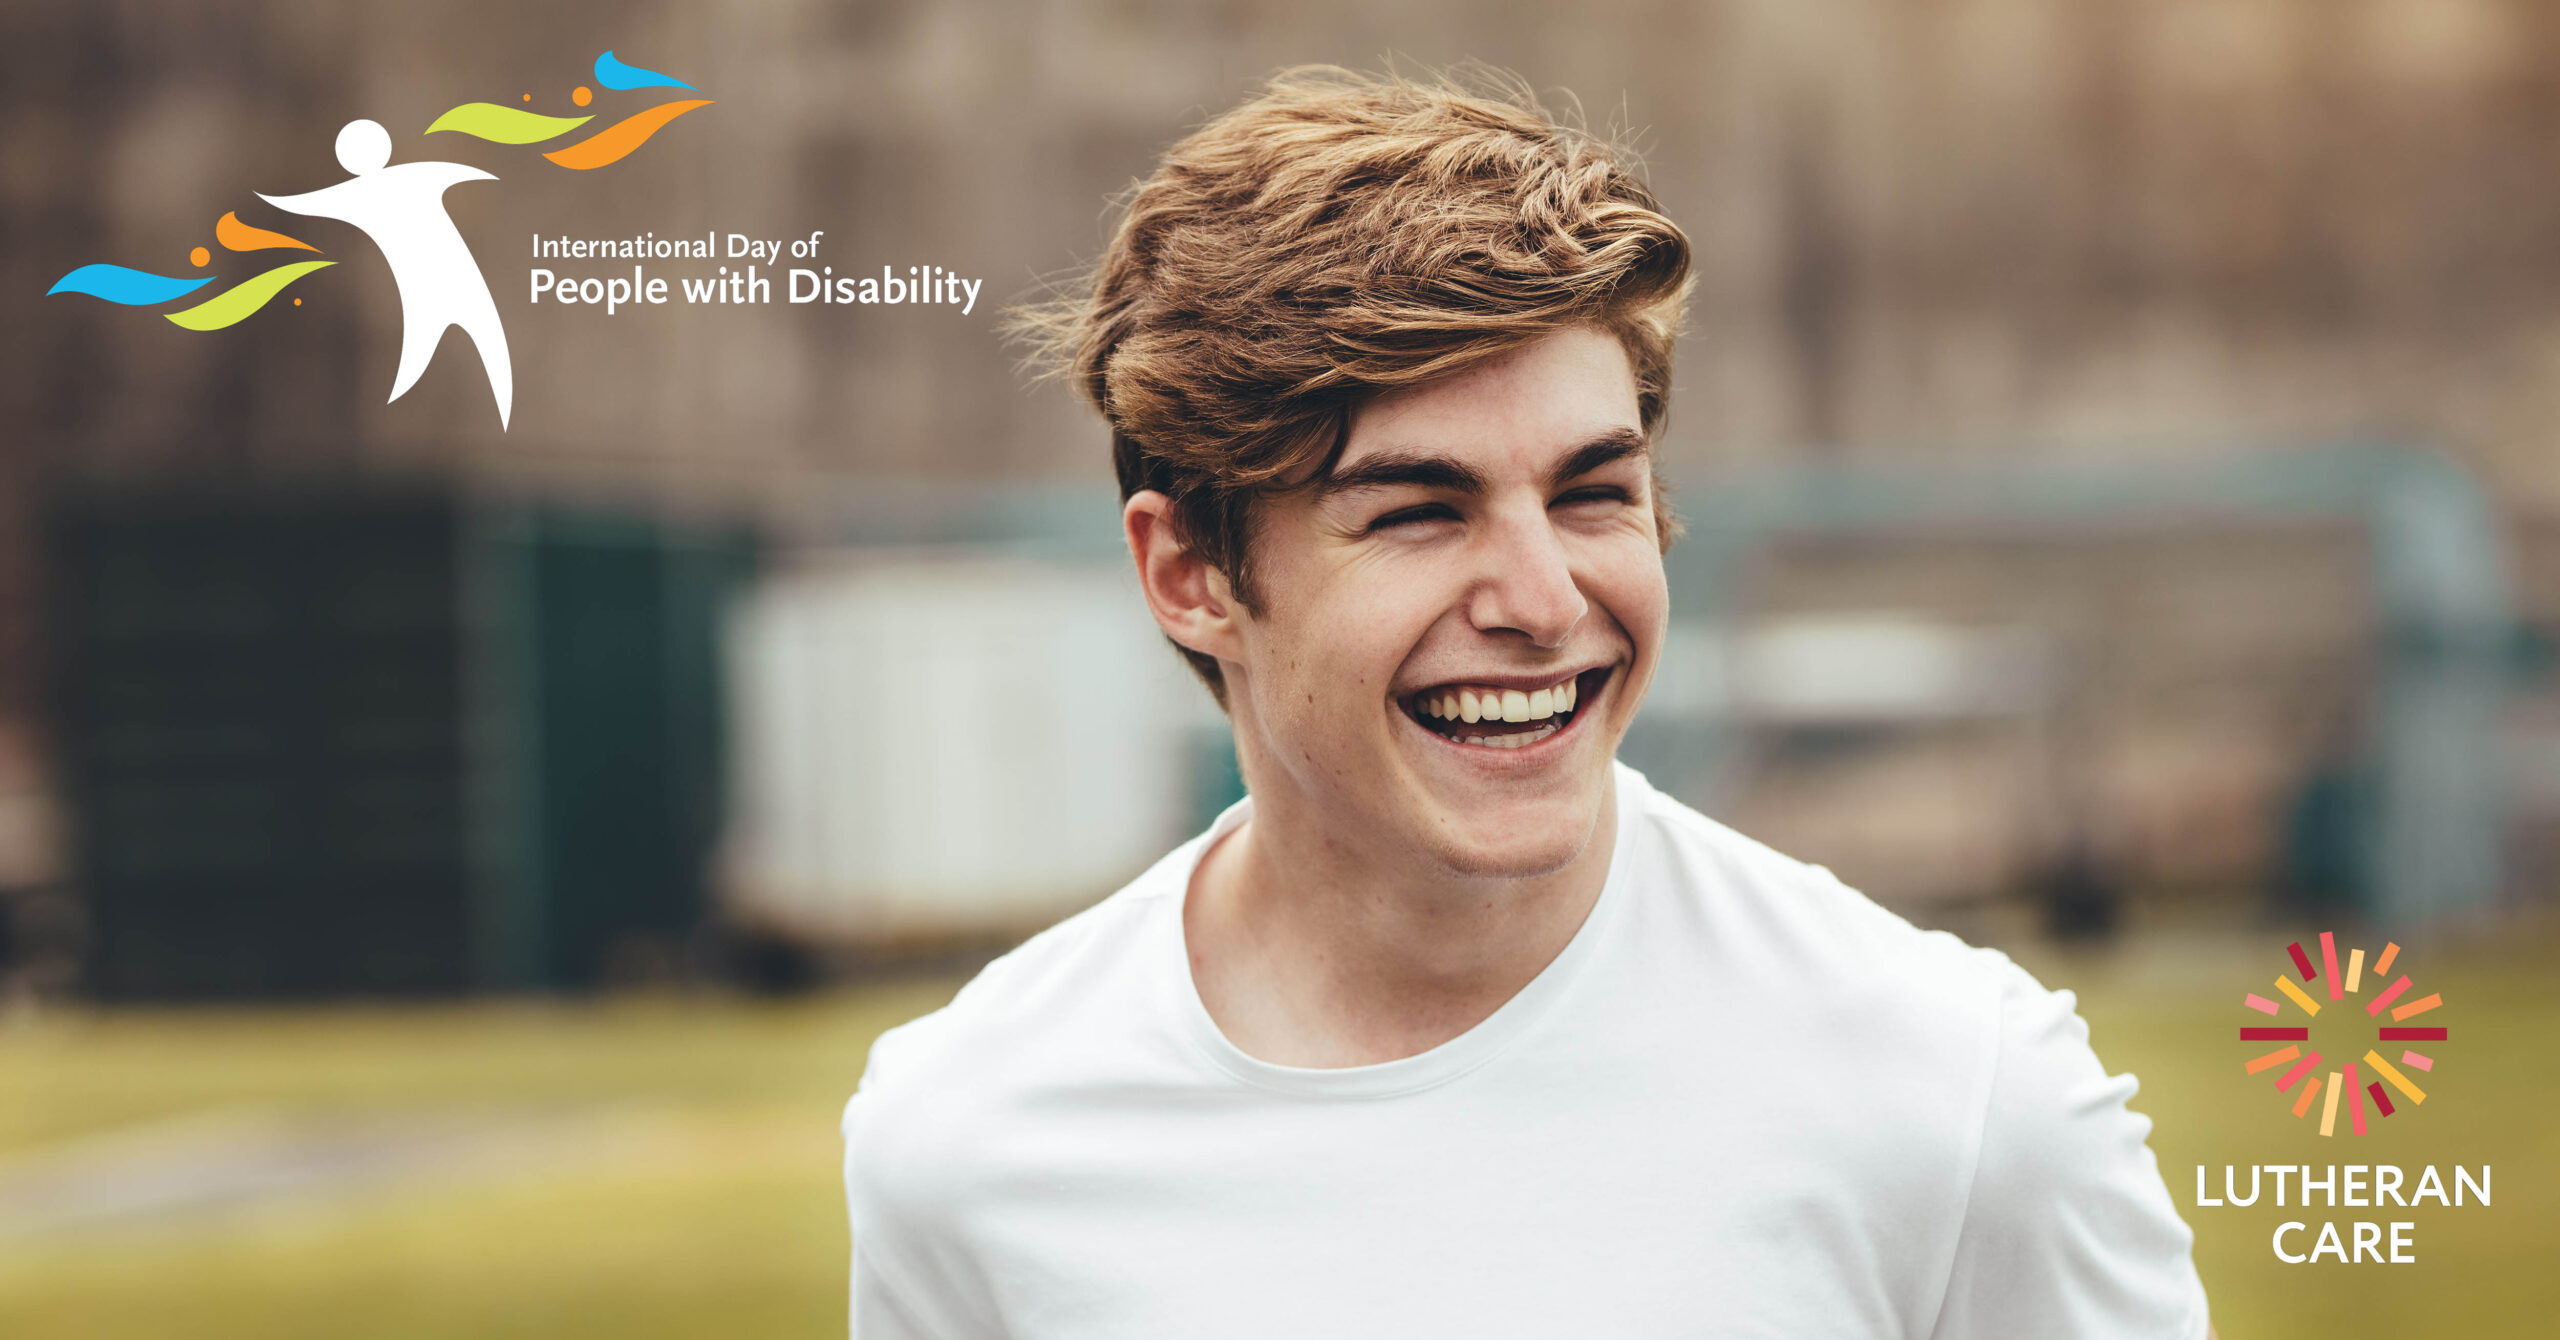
xmin=165 ymin=261 xmax=335 ymax=331
xmin=426 ymin=103 xmax=593 ymax=144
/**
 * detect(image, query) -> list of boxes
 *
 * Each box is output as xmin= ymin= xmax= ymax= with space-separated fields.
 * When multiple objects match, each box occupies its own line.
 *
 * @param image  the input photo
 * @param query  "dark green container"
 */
xmin=44 ymin=483 xmax=755 ymax=999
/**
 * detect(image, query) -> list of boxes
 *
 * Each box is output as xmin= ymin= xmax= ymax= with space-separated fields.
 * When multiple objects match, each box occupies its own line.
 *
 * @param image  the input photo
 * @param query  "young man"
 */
xmin=844 ymin=68 xmax=2211 ymax=1337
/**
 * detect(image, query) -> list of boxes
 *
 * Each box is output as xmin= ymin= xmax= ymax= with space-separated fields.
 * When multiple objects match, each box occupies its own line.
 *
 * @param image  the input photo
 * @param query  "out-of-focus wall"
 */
xmin=15 ymin=2 xmax=2560 ymax=520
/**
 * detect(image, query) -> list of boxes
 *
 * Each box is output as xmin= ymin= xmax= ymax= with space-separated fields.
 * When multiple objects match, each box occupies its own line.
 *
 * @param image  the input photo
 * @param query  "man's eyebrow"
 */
xmin=1315 ymin=427 xmax=1650 ymax=501
xmin=1316 ymin=451 xmax=1490 ymax=499
xmin=1545 ymin=427 xmax=1650 ymax=490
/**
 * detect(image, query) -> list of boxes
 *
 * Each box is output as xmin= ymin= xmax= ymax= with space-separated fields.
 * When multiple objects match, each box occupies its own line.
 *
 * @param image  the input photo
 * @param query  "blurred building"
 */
xmin=7 ymin=0 xmax=2560 ymax=990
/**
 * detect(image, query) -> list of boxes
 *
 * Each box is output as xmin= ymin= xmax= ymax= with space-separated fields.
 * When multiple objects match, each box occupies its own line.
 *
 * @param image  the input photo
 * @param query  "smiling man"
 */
xmin=843 ymin=67 xmax=2210 ymax=1338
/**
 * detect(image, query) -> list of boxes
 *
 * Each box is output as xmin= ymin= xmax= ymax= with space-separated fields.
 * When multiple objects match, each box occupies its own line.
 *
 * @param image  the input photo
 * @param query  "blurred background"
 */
xmin=4 ymin=0 xmax=2558 ymax=1335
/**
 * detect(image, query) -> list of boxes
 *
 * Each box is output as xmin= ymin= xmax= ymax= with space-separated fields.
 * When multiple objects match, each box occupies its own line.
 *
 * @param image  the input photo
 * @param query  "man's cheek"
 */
xmin=1589 ymin=561 xmax=1668 ymax=623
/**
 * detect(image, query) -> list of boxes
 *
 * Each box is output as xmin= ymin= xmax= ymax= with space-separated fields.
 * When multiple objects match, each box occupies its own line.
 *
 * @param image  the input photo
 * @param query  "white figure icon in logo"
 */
xmin=261 ymin=119 xmax=513 ymax=430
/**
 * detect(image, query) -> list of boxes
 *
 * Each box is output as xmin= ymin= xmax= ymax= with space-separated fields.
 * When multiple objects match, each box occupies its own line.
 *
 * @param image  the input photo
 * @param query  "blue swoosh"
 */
xmin=593 ymin=50 xmax=695 ymax=92
xmin=47 ymin=264 xmax=214 ymax=305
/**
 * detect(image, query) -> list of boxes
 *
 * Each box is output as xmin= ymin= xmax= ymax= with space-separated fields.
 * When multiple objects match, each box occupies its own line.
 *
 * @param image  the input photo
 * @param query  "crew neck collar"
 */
xmin=1161 ymin=762 xmax=1645 ymax=1099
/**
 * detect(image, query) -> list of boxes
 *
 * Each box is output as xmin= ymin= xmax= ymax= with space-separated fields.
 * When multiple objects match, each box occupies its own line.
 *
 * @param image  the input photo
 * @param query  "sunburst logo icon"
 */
xmin=2237 ymin=933 xmax=2445 ymax=1136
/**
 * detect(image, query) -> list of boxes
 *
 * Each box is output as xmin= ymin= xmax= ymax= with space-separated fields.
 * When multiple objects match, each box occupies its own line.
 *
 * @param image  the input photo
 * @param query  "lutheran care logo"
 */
xmin=42 ymin=50 xmax=711 ymax=432
xmin=2236 ymin=933 xmax=2447 ymax=1136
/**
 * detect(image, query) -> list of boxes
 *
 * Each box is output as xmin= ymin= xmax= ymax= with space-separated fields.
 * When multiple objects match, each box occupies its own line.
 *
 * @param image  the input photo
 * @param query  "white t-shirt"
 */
xmin=841 ymin=762 xmax=2208 ymax=1338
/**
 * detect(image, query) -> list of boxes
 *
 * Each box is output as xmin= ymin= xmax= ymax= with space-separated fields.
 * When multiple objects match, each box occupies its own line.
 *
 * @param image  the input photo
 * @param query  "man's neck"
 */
xmin=1183 ymin=778 xmax=1618 ymax=1069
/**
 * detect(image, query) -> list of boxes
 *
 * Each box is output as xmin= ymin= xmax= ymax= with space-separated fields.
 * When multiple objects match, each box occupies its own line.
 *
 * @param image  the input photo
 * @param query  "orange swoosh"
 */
xmin=216 ymin=210 xmax=319 ymax=253
xmin=543 ymin=99 xmax=713 ymax=170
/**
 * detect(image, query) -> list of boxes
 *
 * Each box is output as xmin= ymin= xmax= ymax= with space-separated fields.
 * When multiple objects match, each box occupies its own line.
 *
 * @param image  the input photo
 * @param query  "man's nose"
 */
xmin=1466 ymin=505 xmax=1587 ymax=648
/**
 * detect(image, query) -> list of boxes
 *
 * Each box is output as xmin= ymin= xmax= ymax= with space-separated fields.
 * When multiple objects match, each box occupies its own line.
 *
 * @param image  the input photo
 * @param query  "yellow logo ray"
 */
xmin=165 ymin=261 xmax=335 ymax=331
xmin=427 ymin=103 xmax=593 ymax=144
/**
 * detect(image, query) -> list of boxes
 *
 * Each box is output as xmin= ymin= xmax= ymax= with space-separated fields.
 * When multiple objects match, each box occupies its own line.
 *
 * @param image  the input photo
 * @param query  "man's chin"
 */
xmin=1414 ymin=794 xmax=1608 ymax=881
xmin=1433 ymin=837 xmax=1588 ymax=881
xmin=1380 ymin=743 xmax=1615 ymax=877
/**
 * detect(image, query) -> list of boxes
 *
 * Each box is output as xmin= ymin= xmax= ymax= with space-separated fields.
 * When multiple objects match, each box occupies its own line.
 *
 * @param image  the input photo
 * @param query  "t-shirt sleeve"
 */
xmin=845 ymin=1088 xmax=922 ymax=1340
xmin=844 ymin=1021 xmax=953 ymax=1340
xmin=1927 ymin=962 xmax=2211 ymax=1340
xmin=849 ymin=1236 xmax=932 ymax=1340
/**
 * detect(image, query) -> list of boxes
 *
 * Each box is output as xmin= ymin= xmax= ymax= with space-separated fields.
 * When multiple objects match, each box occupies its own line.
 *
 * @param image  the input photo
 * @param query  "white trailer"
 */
xmin=719 ymin=551 xmax=1221 ymax=945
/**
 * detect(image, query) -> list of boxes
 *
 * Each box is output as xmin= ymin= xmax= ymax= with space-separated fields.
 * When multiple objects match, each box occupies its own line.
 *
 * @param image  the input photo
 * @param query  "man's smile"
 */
xmin=1398 ymin=666 xmax=1615 ymax=751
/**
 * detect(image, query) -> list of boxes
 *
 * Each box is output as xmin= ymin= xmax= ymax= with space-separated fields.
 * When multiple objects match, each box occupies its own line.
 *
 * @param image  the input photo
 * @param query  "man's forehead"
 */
xmin=1328 ymin=327 xmax=1644 ymax=476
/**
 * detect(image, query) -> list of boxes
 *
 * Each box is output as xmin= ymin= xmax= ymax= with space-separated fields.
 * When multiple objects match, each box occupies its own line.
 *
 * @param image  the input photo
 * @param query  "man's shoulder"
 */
xmin=844 ymin=834 xmax=1198 ymax=1127
xmin=841 ymin=837 xmax=1205 ymax=1237
xmin=1617 ymin=763 xmax=2022 ymax=1009
xmin=1618 ymin=766 xmax=2157 ymax=1211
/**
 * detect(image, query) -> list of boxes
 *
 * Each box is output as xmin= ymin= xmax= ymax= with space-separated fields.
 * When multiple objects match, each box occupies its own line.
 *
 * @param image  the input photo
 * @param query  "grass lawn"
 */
xmin=0 ymin=925 xmax=2551 ymax=1338
xmin=0 ymin=982 xmax=957 ymax=1340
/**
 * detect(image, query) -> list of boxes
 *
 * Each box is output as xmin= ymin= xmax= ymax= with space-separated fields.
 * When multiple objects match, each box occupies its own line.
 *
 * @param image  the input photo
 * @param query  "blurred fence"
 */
xmin=1641 ymin=442 xmax=2529 ymax=930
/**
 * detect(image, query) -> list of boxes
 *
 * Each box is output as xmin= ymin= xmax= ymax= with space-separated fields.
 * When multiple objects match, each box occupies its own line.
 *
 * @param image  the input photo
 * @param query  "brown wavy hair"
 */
xmin=1012 ymin=65 xmax=1693 ymax=700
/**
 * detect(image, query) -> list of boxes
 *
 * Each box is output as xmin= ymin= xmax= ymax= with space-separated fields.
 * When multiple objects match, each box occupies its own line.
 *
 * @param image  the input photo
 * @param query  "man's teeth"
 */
xmin=1450 ymin=722 xmax=1559 ymax=749
xmin=1416 ymin=677 xmax=1580 ymax=724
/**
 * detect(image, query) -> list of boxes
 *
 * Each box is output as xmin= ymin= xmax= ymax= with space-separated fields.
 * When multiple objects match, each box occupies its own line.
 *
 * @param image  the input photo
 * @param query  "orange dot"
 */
xmin=572 ymin=85 xmax=592 ymax=107
xmin=293 ymin=298 xmax=302 ymax=306
xmin=522 ymin=93 xmax=532 ymax=102
xmin=189 ymin=246 xmax=210 ymax=267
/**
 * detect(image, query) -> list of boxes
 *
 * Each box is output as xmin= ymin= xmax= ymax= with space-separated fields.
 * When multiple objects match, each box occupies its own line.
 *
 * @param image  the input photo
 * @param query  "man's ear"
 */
xmin=1124 ymin=491 xmax=1243 ymax=662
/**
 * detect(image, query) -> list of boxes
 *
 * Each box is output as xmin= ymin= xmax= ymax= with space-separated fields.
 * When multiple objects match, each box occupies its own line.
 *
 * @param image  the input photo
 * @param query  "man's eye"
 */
xmin=1371 ymin=503 xmax=1458 ymax=530
xmin=1555 ymin=486 xmax=1630 ymax=508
